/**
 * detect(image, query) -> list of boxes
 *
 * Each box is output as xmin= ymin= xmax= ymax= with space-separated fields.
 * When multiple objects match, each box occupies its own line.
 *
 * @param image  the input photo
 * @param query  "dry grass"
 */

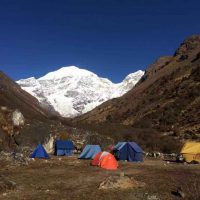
xmin=0 ymin=157 xmax=200 ymax=200
xmin=171 ymin=175 xmax=200 ymax=200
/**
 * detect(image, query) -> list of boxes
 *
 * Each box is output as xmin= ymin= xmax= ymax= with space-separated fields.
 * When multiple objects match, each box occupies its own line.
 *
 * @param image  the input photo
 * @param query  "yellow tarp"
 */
xmin=180 ymin=142 xmax=200 ymax=162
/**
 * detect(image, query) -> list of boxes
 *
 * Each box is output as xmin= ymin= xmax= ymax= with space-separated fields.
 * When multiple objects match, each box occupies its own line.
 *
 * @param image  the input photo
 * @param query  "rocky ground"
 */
xmin=0 ymin=156 xmax=199 ymax=200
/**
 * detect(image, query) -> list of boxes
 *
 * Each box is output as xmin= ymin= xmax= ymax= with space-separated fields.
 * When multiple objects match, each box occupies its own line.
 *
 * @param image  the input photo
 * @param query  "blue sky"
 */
xmin=0 ymin=0 xmax=200 ymax=82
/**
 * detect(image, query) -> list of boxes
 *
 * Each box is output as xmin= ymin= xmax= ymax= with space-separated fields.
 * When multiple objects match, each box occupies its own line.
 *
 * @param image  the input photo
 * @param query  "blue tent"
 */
xmin=113 ymin=142 xmax=143 ymax=162
xmin=55 ymin=140 xmax=74 ymax=156
xmin=31 ymin=144 xmax=49 ymax=159
xmin=79 ymin=145 xmax=101 ymax=159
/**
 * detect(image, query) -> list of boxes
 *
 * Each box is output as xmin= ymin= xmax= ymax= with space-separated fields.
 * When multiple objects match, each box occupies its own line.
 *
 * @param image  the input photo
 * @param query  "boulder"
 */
xmin=12 ymin=110 xmax=25 ymax=127
xmin=43 ymin=135 xmax=55 ymax=154
xmin=99 ymin=174 xmax=145 ymax=190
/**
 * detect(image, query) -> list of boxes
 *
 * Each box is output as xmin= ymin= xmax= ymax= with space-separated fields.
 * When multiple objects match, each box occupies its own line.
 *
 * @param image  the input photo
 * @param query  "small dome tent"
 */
xmin=180 ymin=142 xmax=200 ymax=163
xmin=113 ymin=142 xmax=143 ymax=162
xmin=79 ymin=145 xmax=101 ymax=159
xmin=31 ymin=144 xmax=49 ymax=159
xmin=92 ymin=152 xmax=103 ymax=166
xmin=92 ymin=151 xmax=109 ymax=166
xmin=92 ymin=151 xmax=118 ymax=170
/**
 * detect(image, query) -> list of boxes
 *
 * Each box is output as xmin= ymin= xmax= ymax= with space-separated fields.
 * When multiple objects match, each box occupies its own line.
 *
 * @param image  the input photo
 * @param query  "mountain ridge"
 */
xmin=17 ymin=67 xmax=144 ymax=117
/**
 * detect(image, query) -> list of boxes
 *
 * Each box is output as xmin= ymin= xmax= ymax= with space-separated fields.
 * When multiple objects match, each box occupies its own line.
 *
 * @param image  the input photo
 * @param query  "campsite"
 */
xmin=1 ymin=154 xmax=200 ymax=200
xmin=0 ymin=1 xmax=200 ymax=200
xmin=1 ymin=141 xmax=200 ymax=200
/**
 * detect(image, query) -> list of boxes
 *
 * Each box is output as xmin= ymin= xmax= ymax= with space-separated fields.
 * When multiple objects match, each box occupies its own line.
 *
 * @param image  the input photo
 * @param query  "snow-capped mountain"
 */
xmin=17 ymin=66 xmax=144 ymax=117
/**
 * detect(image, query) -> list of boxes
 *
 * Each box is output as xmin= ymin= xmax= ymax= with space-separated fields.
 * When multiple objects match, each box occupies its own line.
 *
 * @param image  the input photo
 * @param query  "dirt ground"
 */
xmin=0 ymin=156 xmax=200 ymax=200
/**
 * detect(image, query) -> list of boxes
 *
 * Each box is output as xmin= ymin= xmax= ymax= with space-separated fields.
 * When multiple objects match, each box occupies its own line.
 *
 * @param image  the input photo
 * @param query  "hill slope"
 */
xmin=74 ymin=35 xmax=200 ymax=145
xmin=0 ymin=72 xmax=53 ymax=149
xmin=0 ymin=71 xmax=49 ymax=120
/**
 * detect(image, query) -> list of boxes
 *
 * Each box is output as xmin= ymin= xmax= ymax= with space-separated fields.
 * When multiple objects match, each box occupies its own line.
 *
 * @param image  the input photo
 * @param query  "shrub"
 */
xmin=106 ymin=114 xmax=113 ymax=122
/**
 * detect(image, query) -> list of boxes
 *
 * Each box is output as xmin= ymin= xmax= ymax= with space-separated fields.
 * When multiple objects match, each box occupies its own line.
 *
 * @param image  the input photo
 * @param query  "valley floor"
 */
xmin=0 ymin=156 xmax=200 ymax=200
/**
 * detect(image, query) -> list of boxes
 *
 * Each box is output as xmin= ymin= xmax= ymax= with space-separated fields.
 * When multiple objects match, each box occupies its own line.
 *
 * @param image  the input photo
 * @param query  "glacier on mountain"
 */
xmin=17 ymin=66 xmax=144 ymax=117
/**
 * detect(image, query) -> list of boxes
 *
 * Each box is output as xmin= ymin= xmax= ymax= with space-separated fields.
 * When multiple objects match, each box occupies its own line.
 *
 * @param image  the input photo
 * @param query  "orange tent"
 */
xmin=100 ymin=153 xmax=118 ymax=170
xmin=91 ymin=151 xmax=118 ymax=170
xmin=91 ymin=152 xmax=102 ymax=166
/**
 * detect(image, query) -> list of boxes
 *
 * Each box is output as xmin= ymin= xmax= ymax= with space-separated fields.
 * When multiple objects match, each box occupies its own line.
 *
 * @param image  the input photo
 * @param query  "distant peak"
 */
xmin=39 ymin=66 xmax=95 ymax=80
xmin=16 ymin=77 xmax=37 ymax=84
xmin=123 ymin=70 xmax=144 ymax=81
xmin=23 ymin=77 xmax=36 ymax=80
xmin=58 ymin=66 xmax=79 ymax=71
xmin=52 ymin=66 xmax=84 ymax=74
xmin=129 ymin=70 xmax=144 ymax=75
